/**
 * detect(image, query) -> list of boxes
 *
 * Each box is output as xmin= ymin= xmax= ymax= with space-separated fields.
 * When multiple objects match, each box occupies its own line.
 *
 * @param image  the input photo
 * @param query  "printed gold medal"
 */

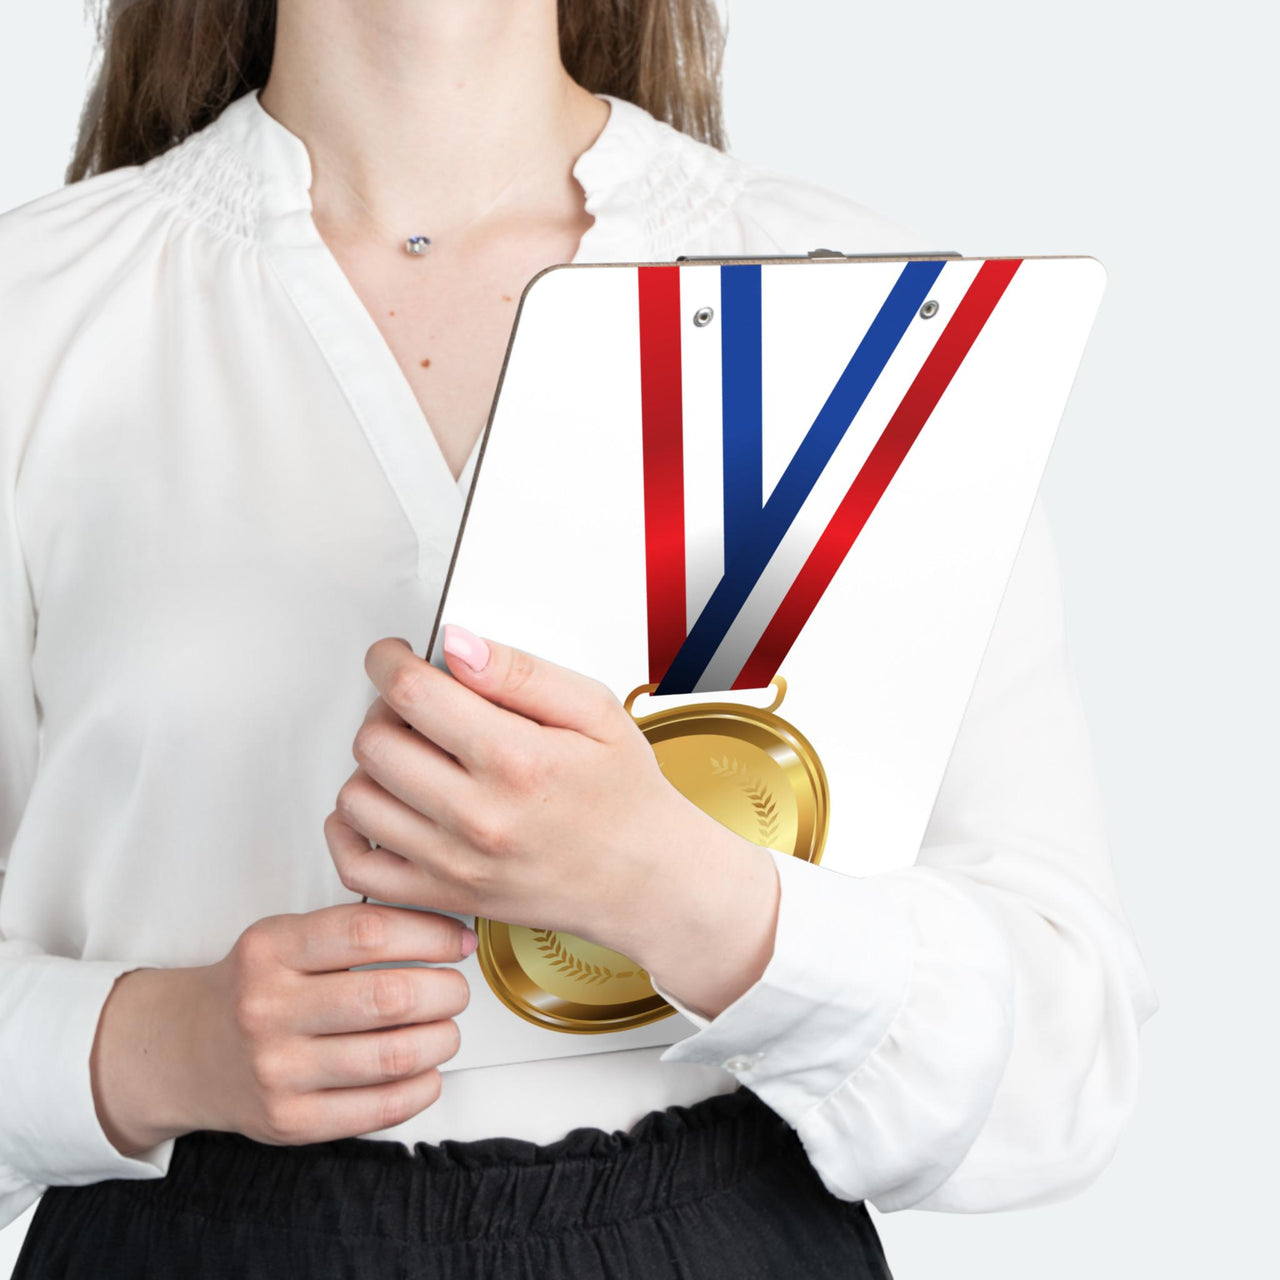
xmin=474 ymin=675 xmax=828 ymax=1033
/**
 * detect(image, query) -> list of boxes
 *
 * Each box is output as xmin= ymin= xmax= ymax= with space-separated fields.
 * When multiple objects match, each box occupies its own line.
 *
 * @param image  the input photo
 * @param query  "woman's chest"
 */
xmin=367 ymin=275 xmax=518 ymax=485
xmin=321 ymin=216 xmax=590 ymax=484
xmin=16 ymin=288 xmax=456 ymax=721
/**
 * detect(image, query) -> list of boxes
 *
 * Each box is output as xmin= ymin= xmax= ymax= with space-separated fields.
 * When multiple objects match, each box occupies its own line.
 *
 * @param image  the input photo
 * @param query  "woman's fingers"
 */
xmin=262 ymin=1069 xmax=448 ymax=1148
xmin=324 ymin=807 xmax=475 ymax=907
xmin=290 ymin=958 xmax=472 ymax=1037
xmin=436 ymin=623 xmax=622 ymax=741
xmin=363 ymin=637 xmax=530 ymax=772
xmin=271 ymin=899 xmax=473 ymax=976
xmin=289 ymin=1020 xmax=462 ymax=1092
xmin=219 ymin=903 xmax=473 ymax=1148
xmin=345 ymin=708 xmax=483 ymax=835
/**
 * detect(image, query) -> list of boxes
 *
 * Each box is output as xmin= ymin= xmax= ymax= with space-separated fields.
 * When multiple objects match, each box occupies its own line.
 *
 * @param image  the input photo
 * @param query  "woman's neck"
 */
xmin=258 ymin=0 xmax=609 ymax=238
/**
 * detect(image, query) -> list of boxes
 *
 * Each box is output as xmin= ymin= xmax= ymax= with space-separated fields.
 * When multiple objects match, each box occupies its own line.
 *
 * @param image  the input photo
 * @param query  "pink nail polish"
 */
xmin=461 ymin=927 xmax=479 ymax=956
xmin=442 ymin=623 xmax=490 ymax=673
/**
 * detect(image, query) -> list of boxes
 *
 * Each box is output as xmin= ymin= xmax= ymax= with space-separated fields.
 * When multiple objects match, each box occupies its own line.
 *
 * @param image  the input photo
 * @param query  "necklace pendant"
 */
xmin=404 ymin=235 xmax=432 ymax=257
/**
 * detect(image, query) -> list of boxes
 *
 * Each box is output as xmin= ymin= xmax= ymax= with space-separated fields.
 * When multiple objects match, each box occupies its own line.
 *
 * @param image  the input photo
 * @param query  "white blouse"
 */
xmin=0 ymin=88 xmax=1158 ymax=1231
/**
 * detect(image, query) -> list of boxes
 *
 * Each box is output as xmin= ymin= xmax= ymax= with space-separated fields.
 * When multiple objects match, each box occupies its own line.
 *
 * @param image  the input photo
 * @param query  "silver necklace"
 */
xmin=321 ymin=148 xmax=548 ymax=259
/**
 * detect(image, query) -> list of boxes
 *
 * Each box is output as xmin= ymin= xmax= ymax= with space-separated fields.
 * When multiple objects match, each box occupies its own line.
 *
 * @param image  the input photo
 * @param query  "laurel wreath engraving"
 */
xmin=709 ymin=754 xmax=780 ymax=843
xmin=532 ymin=929 xmax=645 ymax=986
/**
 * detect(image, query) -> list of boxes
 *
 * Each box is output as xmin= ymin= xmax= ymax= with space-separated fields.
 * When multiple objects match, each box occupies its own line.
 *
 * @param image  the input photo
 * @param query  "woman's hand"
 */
xmin=90 ymin=903 xmax=474 ymax=1155
xmin=324 ymin=626 xmax=782 ymax=1020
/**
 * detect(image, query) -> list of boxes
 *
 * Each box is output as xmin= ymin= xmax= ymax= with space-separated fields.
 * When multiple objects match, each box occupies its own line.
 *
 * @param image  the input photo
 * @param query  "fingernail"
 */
xmin=461 ymin=927 xmax=479 ymax=956
xmin=442 ymin=623 xmax=490 ymax=673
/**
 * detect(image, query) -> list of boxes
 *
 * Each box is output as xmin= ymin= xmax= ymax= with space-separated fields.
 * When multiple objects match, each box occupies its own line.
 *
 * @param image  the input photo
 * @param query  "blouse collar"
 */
xmin=146 ymin=87 xmax=745 ymax=261
xmin=140 ymin=88 xmax=748 ymax=583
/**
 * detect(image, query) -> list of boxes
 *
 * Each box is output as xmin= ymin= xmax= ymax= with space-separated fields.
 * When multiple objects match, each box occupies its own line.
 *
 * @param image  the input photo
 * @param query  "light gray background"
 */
xmin=2 ymin=2 xmax=1275 ymax=1275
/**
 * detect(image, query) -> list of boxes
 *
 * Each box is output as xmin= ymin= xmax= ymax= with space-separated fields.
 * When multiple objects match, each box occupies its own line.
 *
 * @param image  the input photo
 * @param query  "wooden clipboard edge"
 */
xmin=425 ymin=251 xmax=1105 ymax=660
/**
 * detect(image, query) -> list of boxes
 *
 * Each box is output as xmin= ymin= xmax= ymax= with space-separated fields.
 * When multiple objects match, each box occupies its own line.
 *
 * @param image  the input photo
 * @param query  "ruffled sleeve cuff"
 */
xmin=0 ymin=955 xmax=176 ymax=1209
xmin=651 ymin=846 xmax=916 ymax=1120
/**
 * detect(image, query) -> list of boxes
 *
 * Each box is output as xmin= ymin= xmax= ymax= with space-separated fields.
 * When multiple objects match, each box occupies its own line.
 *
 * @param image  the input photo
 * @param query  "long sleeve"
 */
xmin=652 ymin=491 xmax=1160 ymax=1212
xmin=0 ymin=235 xmax=176 ymax=1230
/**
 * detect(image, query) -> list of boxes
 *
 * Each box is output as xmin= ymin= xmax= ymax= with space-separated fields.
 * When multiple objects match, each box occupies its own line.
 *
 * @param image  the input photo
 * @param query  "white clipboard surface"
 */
xmin=373 ymin=253 xmax=1107 ymax=1071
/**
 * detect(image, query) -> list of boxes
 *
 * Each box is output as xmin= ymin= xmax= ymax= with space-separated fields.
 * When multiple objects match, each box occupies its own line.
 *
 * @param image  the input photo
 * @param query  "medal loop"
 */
xmin=624 ymin=674 xmax=788 ymax=718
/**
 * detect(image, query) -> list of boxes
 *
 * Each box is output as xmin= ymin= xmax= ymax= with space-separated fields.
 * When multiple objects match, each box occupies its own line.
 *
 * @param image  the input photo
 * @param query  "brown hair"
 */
xmin=67 ymin=0 xmax=727 ymax=184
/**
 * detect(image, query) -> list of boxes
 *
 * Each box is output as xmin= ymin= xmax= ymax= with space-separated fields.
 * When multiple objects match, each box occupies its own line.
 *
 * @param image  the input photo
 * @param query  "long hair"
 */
xmin=67 ymin=0 xmax=728 ymax=183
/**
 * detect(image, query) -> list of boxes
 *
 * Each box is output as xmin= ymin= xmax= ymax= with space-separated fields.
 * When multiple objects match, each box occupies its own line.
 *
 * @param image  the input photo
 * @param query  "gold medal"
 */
xmin=474 ymin=674 xmax=829 ymax=1033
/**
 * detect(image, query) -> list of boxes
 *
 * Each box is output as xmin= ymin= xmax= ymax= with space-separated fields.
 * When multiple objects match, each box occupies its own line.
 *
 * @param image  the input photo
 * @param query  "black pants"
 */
xmin=14 ymin=1086 xmax=892 ymax=1278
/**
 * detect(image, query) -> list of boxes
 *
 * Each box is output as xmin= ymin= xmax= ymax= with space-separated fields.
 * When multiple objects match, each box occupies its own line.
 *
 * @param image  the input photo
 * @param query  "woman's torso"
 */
xmin=0 ymin=88 xmax=939 ymax=1152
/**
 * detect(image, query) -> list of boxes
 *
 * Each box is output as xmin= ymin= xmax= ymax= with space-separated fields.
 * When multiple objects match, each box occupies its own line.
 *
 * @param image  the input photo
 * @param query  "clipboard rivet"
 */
xmin=919 ymin=299 xmax=940 ymax=320
xmin=692 ymin=306 xmax=715 ymax=327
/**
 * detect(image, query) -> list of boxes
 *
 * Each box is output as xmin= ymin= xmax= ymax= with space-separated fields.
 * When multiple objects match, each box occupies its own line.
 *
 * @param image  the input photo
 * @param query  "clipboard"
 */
xmin=369 ymin=252 xmax=1107 ymax=1072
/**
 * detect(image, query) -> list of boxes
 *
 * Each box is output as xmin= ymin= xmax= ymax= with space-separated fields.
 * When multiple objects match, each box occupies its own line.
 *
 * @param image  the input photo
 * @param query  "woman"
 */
xmin=0 ymin=0 xmax=1158 ymax=1275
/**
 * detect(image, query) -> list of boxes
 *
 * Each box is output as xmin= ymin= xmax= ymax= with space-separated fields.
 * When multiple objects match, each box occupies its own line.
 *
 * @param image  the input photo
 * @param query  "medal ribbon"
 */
xmin=720 ymin=263 xmax=764 ymax=557
xmin=636 ymin=257 xmax=1022 ymax=695
xmin=731 ymin=257 xmax=1021 ymax=689
xmin=637 ymin=265 xmax=687 ymax=684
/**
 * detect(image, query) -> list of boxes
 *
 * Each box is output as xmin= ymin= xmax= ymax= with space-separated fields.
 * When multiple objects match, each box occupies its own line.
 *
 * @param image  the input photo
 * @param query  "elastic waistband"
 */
xmin=115 ymin=1086 xmax=809 ymax=1243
